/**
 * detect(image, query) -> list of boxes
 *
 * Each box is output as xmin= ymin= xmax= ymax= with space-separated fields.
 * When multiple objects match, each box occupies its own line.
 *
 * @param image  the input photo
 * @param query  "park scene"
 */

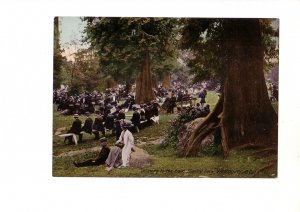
xmin=53 ymin=17 xmax=279 ymax=177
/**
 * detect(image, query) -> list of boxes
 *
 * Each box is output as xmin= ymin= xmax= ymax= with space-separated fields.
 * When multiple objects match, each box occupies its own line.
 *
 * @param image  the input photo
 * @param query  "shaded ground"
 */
xmin=52 ymin=91 xmax=278 ymax=177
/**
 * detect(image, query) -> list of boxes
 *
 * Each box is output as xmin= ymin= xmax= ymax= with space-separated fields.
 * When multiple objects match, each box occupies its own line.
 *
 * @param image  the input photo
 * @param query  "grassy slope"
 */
xmin=53 ymin=91 xmax=278 ymax=177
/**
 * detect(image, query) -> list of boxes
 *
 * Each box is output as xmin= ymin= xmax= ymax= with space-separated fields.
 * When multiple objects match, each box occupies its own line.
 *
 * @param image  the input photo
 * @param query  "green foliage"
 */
xmin=59 ymin=48 xmax=106 ymax=94
xmin=165 ymin=91 xmax=220 ymax=149
xmin=180 ymin=18 xmax=279 ymax=83
xmin=165 ymin=107 xmax=201 ymax=149
xmin=83 ymin=17 xmax=181 ymax=84
xmin=53 ymin=103 xmax=277 ymax=177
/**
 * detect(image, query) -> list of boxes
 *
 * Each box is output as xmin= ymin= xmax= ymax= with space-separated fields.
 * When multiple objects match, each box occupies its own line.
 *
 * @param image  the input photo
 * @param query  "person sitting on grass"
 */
xmin=105 ymin=123 xmax=135 ymax=171
xmin=73 ymin=137 xmax=110 ymax=167
xmin=104 ymin=141 xmax=124 ymax=172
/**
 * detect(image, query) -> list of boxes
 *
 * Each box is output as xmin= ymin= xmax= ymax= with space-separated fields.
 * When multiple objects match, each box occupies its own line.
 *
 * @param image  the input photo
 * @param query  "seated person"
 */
xmin=140 ymin=106 xmax=146 ymax=121
xmin=105 ymin=140 xmax=124 ymax=171
xmin=131 ymin=107 xmax=141 ymax=132
xmin=115 ymin=120 xmax=123 ymax=141
xmin=79 ymin=112 xmax=93 ymax=142
xmin=117 ymin=109 xmax=126 ymax=120
xmin=64 ymin=114 xmax=82 ymax=144
xmin=104 ymin=111 xmax=115 ymax=131
xmin=73 ymin=137 xmax=110 ymax=167
xmin=105 ymin=123 xmax=134 ymax=171
xmin=92 ymin=111 xmax=105 ymax=140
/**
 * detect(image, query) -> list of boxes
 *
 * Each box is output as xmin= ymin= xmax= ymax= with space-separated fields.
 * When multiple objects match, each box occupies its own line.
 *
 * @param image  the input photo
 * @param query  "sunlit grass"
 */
xmin=53 ymin=91 xmax=278 ymax=178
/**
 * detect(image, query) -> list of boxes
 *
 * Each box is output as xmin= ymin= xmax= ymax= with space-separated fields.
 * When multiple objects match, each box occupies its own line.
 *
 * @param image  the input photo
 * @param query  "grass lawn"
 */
xmin=53 ymin=91 xmax=278 ymax=178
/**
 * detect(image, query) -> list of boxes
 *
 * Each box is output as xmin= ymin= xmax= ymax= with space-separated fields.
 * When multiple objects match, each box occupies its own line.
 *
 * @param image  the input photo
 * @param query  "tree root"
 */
xmin=252 ymin=159 xmax=277 ymax=177
xmin=184 ymin=94 xmax=224 ymax=156
xmin=231 ymin=143 xmax=268 ymax=151
xmin=249 ymin=147 xmax=277 ymax=159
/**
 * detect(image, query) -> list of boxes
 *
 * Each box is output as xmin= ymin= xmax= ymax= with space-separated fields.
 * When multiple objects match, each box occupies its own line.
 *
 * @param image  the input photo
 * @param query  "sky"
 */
xmin=59 ymin=17 xmax=87 ymax=61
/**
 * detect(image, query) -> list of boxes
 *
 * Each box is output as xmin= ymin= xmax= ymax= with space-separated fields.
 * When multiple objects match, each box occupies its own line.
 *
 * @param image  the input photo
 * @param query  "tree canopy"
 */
xmin=180 ymin=18 xmax=279 ymax=84
xmin=83 ymin=17 xmax=181 ymax=84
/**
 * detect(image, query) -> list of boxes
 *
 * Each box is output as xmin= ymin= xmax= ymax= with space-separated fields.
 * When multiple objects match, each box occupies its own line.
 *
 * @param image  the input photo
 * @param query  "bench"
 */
xmin=58 ymin=133 xmax=78 ymax=145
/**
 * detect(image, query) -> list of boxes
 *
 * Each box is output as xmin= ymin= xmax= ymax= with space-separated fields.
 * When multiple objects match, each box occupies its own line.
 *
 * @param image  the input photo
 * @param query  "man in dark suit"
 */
xmin=64 ymin=114 xmax=82 ymax=144
xmin=131 ymin=107 xmax=141 ymax=132
xmin=73 ymin=137 xmax=110 ymax=167
xmin=104 ymin=111 xmax=115 ymax=131
xmin=92 ymin=111 xmax=105 ymax=140
xmin=79 ymin=112 xmax=93 ymax=142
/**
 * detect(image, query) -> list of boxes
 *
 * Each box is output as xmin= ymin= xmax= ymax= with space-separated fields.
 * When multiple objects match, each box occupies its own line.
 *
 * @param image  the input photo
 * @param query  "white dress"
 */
xmin=117 ymin=129 xmax=135 ymax=167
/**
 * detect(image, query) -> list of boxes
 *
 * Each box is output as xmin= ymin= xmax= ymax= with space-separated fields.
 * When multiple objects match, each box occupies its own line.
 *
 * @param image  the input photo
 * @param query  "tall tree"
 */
xmin=84 ymin=17 xmax=180 ymax=103
xmin=53 ymin=17 xmax=63 ymax=89
xmin=180 ymin=18 xmax=278 ymax=156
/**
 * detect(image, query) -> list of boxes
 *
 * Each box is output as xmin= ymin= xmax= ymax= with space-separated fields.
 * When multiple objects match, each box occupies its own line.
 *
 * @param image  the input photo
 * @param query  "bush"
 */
xmin=165 ymin=107 xmax=199 ymax=148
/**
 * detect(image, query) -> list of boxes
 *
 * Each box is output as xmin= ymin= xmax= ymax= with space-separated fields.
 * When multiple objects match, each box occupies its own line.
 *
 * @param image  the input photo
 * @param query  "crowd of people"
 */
xmin=266 ymin=81 xmax=279 ymax=102
xmin=54 ymin=83 xmax=211 ymax=171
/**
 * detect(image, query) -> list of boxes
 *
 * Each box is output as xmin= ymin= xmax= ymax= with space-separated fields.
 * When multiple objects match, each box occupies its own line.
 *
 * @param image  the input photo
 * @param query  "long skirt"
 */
xmin=105 ymin=146 xmax=122 ymax=168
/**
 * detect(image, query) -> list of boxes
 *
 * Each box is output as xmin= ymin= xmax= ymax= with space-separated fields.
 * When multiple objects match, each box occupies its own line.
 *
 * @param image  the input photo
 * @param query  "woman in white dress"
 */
xmin=118 ymin=123 xmax=135 ymax=167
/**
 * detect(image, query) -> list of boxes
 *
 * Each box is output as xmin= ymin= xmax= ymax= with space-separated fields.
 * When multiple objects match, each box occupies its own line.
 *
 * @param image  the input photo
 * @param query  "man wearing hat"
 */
xmin=131 ymin=107 xmax=141 ymax=132
xmin=64 ymin=114 xmax=82 ymax=144
xmin=92 ymin=111 xmax=105 ymax=140
xmin=73 ymin=137 xmax=110 ymax=167
xmin=79 ymin=111 xmax=93 ymax=142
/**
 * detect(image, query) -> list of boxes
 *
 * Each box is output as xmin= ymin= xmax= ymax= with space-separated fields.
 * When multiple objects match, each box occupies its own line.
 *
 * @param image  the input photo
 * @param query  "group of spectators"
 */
xmin=266 ymin=81 xmax=279 ymax=102
xmin=73 ymin=123 xmax=135 ymax=172
xmin=62 ymin=101 xmax=161 ymax=144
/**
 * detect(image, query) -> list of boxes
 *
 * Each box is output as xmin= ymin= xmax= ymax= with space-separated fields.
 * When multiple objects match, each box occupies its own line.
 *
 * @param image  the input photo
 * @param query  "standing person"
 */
xmin=79 ymin=112 xmax=93 ymax=142
xmin=92 ymin=111 xmax=105 ymax=140
xmin=73 ymin=137 xmax=110 ymax=167
xmin=199 ymin=88 xmax=207 ymax=108
xmin=170 ymin=96 xmax=177 ymax=114
xmin=64 ymin=114 xmax=82 ymax=144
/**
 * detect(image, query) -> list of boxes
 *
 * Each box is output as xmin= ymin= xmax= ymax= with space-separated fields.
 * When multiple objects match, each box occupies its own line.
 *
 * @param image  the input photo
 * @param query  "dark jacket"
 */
xmin=69 ymin=119 xmax=82 ymax=135
xmin=95 ymin=146 xmax=110 ymax=164
xmin=93 ymin=116 xmax=104 ymax=131
xmin=131 ymin=111 xmax=141 ymax=125
xmin=152 ymin=105 xmax=159 ymax=116
xmin=81 ymin=117 xmax=93 ymax=133
xmin=105 ymin=114 xmax=115 ymax=130
xmin=117 ymin=112 xmax=125 ymax=120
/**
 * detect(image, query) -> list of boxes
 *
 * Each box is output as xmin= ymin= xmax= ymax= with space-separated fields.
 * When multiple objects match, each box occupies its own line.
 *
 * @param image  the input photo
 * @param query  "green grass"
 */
xmin=53 ymin=92 xmax=278 ymax=178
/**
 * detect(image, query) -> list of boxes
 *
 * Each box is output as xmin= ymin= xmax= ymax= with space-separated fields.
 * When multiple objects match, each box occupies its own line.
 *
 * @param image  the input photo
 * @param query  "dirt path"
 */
xmin=54 ymin=146 xmax=100 ymax=158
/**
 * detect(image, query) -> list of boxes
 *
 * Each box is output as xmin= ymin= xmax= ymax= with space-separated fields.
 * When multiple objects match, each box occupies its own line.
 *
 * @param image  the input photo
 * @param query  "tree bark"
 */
xmin=135 ymin=50 xmax=156 ymax=104
xmin=106 ymin=78 xmax=117 ymax=89
xmin=162 ymin=72 xmax=172 ymax=89
xmin=183 ymin=19 xmax=278 ymax=157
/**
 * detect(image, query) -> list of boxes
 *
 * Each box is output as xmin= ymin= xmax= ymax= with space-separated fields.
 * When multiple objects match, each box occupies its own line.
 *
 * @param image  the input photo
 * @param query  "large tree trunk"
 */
xmin=162 ymin=72 xmax=172 ymax=89
xmin=53 ymin=17 xmax=61 ymax=89
xmin=183 ymin=19 xmax=278 ymax=157
xmin=135 ymin=50 xmax=156 ymax=104
xmin=106 ymin=78 xmax=117 ymax=89
xmin=125 ymin=83 xmax=132 ymax=93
